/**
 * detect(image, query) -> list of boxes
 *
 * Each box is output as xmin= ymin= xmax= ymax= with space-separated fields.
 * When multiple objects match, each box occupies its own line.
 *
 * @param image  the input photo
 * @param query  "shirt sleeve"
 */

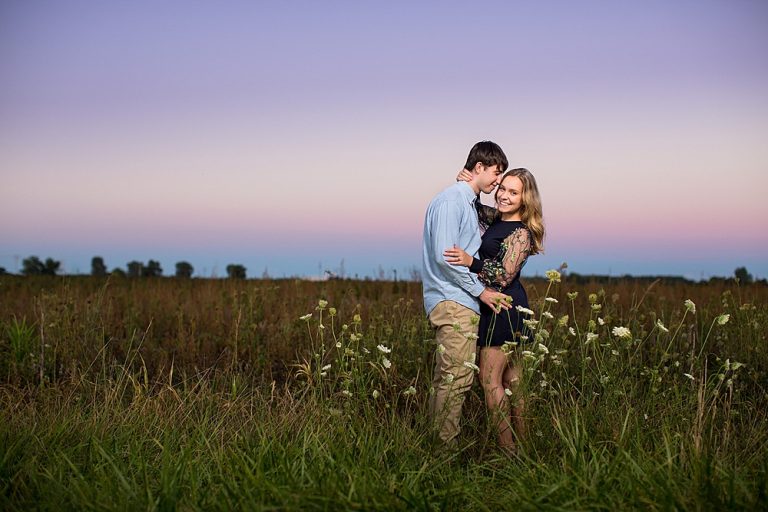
xmin=477 ymin=227 xmax=531 ymax=289
xmin=429 ymin=200 xmax=486 ymax=297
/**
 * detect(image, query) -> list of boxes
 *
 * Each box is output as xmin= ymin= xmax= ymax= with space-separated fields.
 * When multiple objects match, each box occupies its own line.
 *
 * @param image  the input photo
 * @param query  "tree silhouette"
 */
xmin=0 ymin=267 xmax=7 ymax=275
xmin=22 ymin=256 xmax=60 ymax=276
xmin=127 ymin=261 xmax=143 ymax=278
xmin=91 ymin=256 xmax=108 ymax=277
xmin=734 ymin=267 xmax=753 ymax=284
xmin=175 ymin=261 xmax=194 ymax=278
xmin=226 ymin=264 xmax=247 ymax=279
xmin=143 ymin=260 xmax=163 ymax=277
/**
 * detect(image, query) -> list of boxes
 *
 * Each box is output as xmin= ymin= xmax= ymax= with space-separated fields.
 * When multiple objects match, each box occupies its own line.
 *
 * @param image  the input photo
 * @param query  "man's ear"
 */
xmin=471 ymin=162 xmax=485 ymax=174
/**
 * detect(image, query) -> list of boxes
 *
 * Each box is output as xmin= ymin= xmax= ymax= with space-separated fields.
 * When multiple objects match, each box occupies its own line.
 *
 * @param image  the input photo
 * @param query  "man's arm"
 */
xmin=429 ymin=201 xmax=510 ymax=313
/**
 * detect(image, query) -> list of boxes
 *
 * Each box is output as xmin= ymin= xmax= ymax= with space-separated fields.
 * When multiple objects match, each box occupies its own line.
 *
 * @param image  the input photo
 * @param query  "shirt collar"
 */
xmin=457 ymin=181 xmax=479 ymax=204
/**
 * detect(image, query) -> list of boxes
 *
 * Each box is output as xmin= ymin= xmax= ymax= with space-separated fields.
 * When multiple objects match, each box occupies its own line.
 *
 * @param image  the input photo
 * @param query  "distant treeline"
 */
xmin=0 ymin=256 xmax=763 ymax=285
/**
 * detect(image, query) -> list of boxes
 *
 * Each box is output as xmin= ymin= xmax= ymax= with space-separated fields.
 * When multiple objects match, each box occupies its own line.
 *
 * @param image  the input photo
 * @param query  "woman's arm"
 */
xmin=477 ymin=228 xmax=532 ymax=289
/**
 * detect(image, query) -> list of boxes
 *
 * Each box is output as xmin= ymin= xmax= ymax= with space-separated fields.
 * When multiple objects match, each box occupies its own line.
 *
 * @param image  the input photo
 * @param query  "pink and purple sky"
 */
xmin=2 ymin=0 xmax=767 ymax=279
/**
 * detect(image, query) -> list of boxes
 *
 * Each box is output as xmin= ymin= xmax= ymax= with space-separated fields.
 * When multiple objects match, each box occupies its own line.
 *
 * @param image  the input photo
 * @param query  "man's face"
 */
xmin=475 ymin=164 xmax=503 ymax=194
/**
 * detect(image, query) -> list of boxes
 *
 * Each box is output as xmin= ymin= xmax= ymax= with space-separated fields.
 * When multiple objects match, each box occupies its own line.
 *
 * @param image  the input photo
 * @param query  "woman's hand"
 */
xmin=443 ymin=246 xmax=473 ymax=267
xmin=456 ymin=168 xmax=473 ymax=182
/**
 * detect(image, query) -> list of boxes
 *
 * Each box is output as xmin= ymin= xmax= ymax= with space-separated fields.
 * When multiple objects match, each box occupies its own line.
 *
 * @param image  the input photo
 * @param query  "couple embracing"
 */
xmin=421 ymin=141 xmax=544 ymax=453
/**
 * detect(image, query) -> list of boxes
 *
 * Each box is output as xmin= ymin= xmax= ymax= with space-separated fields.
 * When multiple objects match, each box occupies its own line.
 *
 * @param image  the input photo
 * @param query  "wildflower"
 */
xmin=377 ymin=344 xmax=391 ymax=354
xmin=558 ymin=315 xmax=569 ymax=327
xmin=344 ymin=348 xmax=354 ymax=356
xmin=656 ymin=320 xmax=669 ymax=333
xmin=319 ymin=324 xmax=326 ymax=330
xmin=612 ymin=326 xmax=631 ymax=339
xmin=335 ymin=341 xmax=342 ymax=348
xmin=470 ymin=315 xmax=480 ymax=325
xmin=597 ymin=318 xmax=605 ymax=326
xmin=522 ymin=350 xmax=535 ymax=360
xmin=353 ymin=313 xmax=362 ymax=324
xmin=545 ymin=297 xmax=558 ymax=303
xmin=361 ymin=347 xmax=370 ymax=354
xmin=683 ymin=373 xmax=695 ymax=381
xmin=436 ymin=344 xmax=446 ymax=354
xmin=382 ymin=357 xmax=392 ymax=369
xmin=567 ymin=292 xmax=578 ymax=300
xmin=341 ymin=390 xmax=352 ymax=397
xmin=342 ymin=324 xmax=349 ymax=331
xmin=588 ymin=293 xmax=598 ymax=304
xmin=463 ymin=361 xmax=480 ymax=372
xmin=684 ymin=299 xmax=696 ymax=314
xmin=542 ymin=311 xmax=554 ymax=320
xmin=504 ymin=388 xmax=513 ymax=397
xmin=545 ymin=269 xmax=561 ymax=283
xmin=522 ymin=319 xmax=539 ymax=330
xmin=317 ymin=299 xmax=328 ymax=309
xmin=320 ymin=372 xmax=328 ymax=377
xmin=585 ymin=333 xmax=598 ymax=344
xmin=452 ymin=323 xmax=462 ymax=332
xmin=321 ymin=364 xmax=331 ymax=372
xmin=569 ymin=327 xmax=576 ymax=337
xmin=540 ymin=380 xmax=548 ymax=388
xmin=519 ymin=335 xmax=529 ymax=342
xmin=443 ymin=373 xmax=455 ymax=383
xmin=299 ymin=313 xmax=312 ymax=321
xmin=328 ymin=307 xmax=337 ymax=317
xmin=536 ymin=343 xmax=549 ymax=354
xmin=611 ymin=350 xmax=619 ymax=356
xmin=599 ymin=375 xmax=610 ymax=384
xmin=466 ymin=332 xmax=479 ymax=341
xmin=591 ymin=304 xmax=602 ymax=312
xmin=716 ymin=314 xmax=730 ymax=325
xmin=372 ymin=390 xmax=380 ymax=399
xmin=516 ymin=305 xmax=535 ymax=316
xmin=731 ymin=361 xmax=744 ymax=370
xmin=403 ymin=386 xmax=416 ymax=396
xmin=470 ymin=352 xmax=476 ymax=363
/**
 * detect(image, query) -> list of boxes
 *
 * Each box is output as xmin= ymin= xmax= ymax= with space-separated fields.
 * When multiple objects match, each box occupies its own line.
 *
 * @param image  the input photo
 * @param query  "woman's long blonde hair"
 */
xmin=496 ymin=168 xmax=545 ymax=254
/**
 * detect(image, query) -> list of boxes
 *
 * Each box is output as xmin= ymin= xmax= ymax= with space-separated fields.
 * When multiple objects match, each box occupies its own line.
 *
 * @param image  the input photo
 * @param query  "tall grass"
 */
xmin=1 ymin=274 xmax=766 ymax=510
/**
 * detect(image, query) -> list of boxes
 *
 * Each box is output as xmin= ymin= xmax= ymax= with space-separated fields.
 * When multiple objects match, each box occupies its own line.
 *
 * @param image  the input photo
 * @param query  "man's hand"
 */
xmin=479 ymin=288 xmax=512 ymax=314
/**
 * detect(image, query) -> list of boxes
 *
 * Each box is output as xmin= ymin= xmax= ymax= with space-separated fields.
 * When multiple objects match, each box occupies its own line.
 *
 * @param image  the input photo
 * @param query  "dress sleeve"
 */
xmin=477 ymin=228 xmax=531 ymax=289
xmin=474 ymin=201 xmax=497 ymax=232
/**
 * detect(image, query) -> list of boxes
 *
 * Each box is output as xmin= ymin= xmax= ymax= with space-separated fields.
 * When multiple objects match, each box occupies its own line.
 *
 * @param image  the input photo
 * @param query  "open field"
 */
xmin=1 ymin=275 xmax=767 ymax=510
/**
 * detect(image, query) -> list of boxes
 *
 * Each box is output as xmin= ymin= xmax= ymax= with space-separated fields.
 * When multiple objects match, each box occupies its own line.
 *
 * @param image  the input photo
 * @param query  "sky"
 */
xmin=1 ymin=0 xmax=767 ymax=280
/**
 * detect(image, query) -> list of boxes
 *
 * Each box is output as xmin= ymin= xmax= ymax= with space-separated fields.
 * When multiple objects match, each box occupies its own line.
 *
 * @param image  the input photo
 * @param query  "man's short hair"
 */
xmin=463 ymin=141 xmax=508 ymax=172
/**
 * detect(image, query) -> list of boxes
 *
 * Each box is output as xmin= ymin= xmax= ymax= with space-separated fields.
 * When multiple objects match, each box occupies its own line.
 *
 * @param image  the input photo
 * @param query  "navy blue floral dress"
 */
xmin=470 ymin=203 xmax=532 ymax=347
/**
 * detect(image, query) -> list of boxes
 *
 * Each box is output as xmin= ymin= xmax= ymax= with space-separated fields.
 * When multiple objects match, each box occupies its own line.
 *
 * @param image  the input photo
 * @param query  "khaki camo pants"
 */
xmin=428 ymin=300 xmax=478 ymax=445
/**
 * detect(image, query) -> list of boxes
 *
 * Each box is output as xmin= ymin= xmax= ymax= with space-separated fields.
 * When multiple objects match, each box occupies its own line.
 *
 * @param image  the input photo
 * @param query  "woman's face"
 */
xmin=496 ymin=175 xmax=524 ymax=216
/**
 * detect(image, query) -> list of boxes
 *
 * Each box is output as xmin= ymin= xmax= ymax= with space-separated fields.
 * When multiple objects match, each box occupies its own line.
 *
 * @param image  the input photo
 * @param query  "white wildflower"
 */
xmin=684 ymin=299 xmax=696 ymax=314
xmin=377 ymin=344 xmax=391 ymax=354
xmin=443 ymin=373 xmax=455 ymax=383
xmin=372 ymin=390 xmax=380 ymax=399
xmin=382 ymin=357 xmax=392 ymax=369
xmin=586 ymin=333 xmax=598 ymax=344
xmin=335 ymin=341 xmax=342 ymax=348
xmin=504 ymin=388 xmax=513 ymax=397
xmin=656 ymin=320 xmax=669 ymax=333
xmin=716 ymin=314 xmax=730 ymax=325
xmin=403 ymin=386 xmax=416 ymax=396
xmin=545 ymin=269 xmax=561 ymax=282
xmin=436 ymin=344 xmax=446 ymax=354
xmin=536 ymin=343 xmax=549 ymax=354
xmin=519 ymin=335 xmax=529 ymax=342
xmin=683 ymin=373 xmax=695 ymax=381
xmin=466 ymin=332 xmax=479 ymax=341
xmin=591 ymin=304 xmax=602 ymax=312
xmin=569 ymin=327 xmax=576 ymax=337
xmin=542 ymin=311 xmax=554 ymax=320
xmin=463 ymin=361 xmax=480 ymax=372
xmin=321 ymin=364 xmax=331 ymax=372
xmin=341 ymin=389 xmax=352 ymax=397
xmin=515 ymin=306 xmax=535 ymax=316
xmin=611 ymin=349 xmax=619 ymax=356
xmin=299 ymin=313 xmax=312 ymax=321
xmin=545 ymin=297 xmax=558 ymax=303
xmin=558 ymin=315 xmax=569 ymax=327
xmin=567 ymin=292 xmax=578 ymax=300
xmin=612 ymin=326 xmax=632 ymax=339
xmin=598 ymin=317 xmax=605 ymax=326
xmin=317 ymin=299 xmax=328 ymax=309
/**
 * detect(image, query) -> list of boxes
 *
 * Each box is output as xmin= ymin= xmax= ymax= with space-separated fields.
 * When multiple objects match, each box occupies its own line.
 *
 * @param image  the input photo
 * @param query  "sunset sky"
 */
xmin=2 ymin=0 xmax=767 ymax=280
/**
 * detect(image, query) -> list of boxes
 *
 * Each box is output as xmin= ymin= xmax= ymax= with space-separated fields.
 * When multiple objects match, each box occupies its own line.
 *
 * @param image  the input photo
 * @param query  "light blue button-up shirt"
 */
xmin=422 ymin=181 xmax=485 ymax=316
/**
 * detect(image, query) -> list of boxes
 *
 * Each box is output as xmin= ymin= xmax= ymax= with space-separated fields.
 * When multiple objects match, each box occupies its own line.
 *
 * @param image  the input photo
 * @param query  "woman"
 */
xmin=443 ymin=168 xmax=544 ymax=453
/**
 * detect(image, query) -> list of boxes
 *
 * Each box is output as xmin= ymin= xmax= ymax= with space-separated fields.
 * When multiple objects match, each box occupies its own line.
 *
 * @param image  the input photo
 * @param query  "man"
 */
xmin=422 ymin=140 xmax=512 ymax=446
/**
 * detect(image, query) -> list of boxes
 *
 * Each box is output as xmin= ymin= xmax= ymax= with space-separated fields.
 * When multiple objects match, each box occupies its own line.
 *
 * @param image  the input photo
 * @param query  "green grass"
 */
xmin=1 ymin=275 xmax=767 ymax=510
